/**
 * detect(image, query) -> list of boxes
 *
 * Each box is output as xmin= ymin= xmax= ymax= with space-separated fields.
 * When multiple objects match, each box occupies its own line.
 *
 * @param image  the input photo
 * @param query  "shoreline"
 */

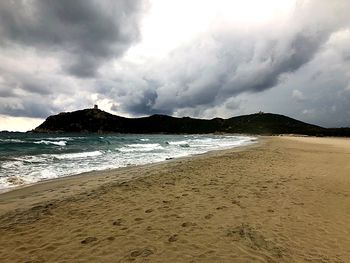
xmin=0 ymin=138 xmax=262 ymax=213
xmin=0 ymin=134 xmax=259 ymax=194
xmin=0 ymin=137 xmax=260 ymax=196
xmin=1 ymin=136 xmax=350 ymax=262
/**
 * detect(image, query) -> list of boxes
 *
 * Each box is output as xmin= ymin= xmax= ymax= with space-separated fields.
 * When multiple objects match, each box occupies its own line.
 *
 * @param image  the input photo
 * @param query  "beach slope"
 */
xmin=1 ymin=137 xmax=350 ymax=262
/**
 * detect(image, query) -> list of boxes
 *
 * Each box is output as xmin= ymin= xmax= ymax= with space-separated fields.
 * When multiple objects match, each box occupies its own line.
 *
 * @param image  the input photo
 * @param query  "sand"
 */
xmin=1 ymin=136 xmax=350 ymax=262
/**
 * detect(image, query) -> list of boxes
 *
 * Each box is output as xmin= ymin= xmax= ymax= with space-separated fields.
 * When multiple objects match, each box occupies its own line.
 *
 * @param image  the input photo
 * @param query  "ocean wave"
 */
xmin=166 ymin=141 xmax=191 ymax=148
xmin=1 ymin=160 xmax=23 ymax=169
xmin=3 ymin=155 xmax=47 ymax=165
xmin=34 ymin=140 xmax=67 ymax=146
xmin=51 ymin=151 xmax=103 ymax=160
xmin=0 ymin=138 xmax=26 ymax=143
xmin=45 ymin=137 xmax=74 ymax=141
xmin=0 ymin=135 xmax=257 ymax=191
xmin=6 ymin=176 xmax=25 ymax=186
xmin=167 ymin=140 xmax=188 ymax=145
xmin=127 ymin=143 xmax=162 ymax=148
xmin=119 ymin=143 xmax=163 ymax=152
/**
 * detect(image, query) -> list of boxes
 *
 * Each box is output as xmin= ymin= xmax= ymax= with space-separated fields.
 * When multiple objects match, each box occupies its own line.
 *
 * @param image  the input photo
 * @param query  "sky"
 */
xmin=0 ymin=0 xmax=350 ymax=131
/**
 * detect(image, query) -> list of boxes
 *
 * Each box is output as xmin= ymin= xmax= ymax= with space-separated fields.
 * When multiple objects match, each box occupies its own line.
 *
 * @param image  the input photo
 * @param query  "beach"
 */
xmin=1 ymin=136 xmax=350 ymax=262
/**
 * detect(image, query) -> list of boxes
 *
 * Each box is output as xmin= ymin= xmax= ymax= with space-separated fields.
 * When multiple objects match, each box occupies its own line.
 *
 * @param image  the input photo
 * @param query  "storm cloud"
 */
xmin=0 ymin=0 xmax=145 ymax=77
xmin=1 ymin=0 xmax=350 ymax=130
xmin=113 ymin=0 xmax=350 ymax=118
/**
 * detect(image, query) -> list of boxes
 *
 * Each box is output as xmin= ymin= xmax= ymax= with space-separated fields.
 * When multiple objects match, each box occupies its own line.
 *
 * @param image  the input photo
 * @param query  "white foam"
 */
xmin=167 ymin=140 xmax=189 ymax=145
xmin=51 ymin=151 xmax=103 ymax=159
xmin=119 ymin=143 xmax=164 ymax=152
xmin=34 ymin=140 xmax=67 ymax=146
xmin=18 ymin=155 xmax=46 ymax=163
xmin=1 ymin=160 xmax=23 ymax=169
xmin=127 ymin=143 xmax=161 ymax=148
xmin=0 ymin=139 xmax=25 ymax=143
xmin=46 ymin=137 xmax=76 ymax=141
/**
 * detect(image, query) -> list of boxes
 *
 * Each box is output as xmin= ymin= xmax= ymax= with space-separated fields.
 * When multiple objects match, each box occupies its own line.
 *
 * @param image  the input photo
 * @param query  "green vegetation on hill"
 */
xmin=33 ymin=109 xmax=349 ymax=136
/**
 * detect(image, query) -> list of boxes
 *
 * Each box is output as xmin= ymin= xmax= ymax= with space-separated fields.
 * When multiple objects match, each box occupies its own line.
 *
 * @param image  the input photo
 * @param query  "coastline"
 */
xmin=0 ymin=139 xmax=262 ymax=212
xmin=0 ymin=133 xmax=257 ymax=194
xmin=1 ymin=136 xmax=350 ymax=262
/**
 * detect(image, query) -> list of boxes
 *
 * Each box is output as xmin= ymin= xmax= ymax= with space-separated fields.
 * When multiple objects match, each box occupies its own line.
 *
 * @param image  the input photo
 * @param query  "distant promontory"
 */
xmin=33 ymin=108 xmax=350 ymax=136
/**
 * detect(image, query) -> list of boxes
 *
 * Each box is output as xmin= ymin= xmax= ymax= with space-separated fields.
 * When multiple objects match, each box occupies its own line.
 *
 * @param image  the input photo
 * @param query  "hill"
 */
xmin=33 ymin=108 xmax=349 ymax=136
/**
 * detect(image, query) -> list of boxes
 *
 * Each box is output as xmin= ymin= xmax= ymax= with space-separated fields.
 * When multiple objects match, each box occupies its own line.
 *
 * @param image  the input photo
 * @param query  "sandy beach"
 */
xmin=1 ymin=136 xmax=350 ymax=262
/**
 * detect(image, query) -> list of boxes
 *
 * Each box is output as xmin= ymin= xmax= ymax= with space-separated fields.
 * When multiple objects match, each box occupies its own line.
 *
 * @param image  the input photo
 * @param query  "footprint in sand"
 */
xmin=145 ymin=209 xmax=154 ymax=213
xmin=204 ymin=214 xmax=214 ymax=219
xmin=129 ymin=248 xmax=155 ymax=258
xmin=191 ymin=187 xmax=200 ymax=192
xmin=168 ymin=234 xmax=178 ymax=242
xmin=81 ymin=237 xmax=97 ymax=244
xmin=112 ymin=218 xmax=123 ymax=226
xmin=181 ymin=222 xmax=196 ymax=227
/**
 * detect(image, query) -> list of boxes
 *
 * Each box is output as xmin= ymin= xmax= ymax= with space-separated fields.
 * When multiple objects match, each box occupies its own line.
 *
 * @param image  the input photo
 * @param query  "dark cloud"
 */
xmin=0 ymin=0 xmax=147 ymax=121
xmin=112 ymin=0 xmax=350 ymax=119
xmin=0 ymin=87 xmax=13 ymax=98
xmin=0 ymin=0 xmax=146 ymax=77
xmin=0 ymin=64 xmax=66 ymax=96
xmin=1 ymin=0 xmax=350 ymax=129
xmin=0 ymin=97 xmax=60 ymax=118
xmin=131 ymin=33 xmax=323 ymax=115
xmin=120 ymin=88 xmax=159 ymax=115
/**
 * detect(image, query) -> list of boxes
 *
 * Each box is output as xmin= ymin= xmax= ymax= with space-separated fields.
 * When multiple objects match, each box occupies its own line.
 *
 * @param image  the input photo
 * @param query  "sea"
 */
xmin=0 ymin=133 xmax=256 ymax=191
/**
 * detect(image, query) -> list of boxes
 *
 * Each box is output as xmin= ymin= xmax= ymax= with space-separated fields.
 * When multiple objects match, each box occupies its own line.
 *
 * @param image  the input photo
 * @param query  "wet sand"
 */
xmin=1 ymin=136 xmax=350 ymax=262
